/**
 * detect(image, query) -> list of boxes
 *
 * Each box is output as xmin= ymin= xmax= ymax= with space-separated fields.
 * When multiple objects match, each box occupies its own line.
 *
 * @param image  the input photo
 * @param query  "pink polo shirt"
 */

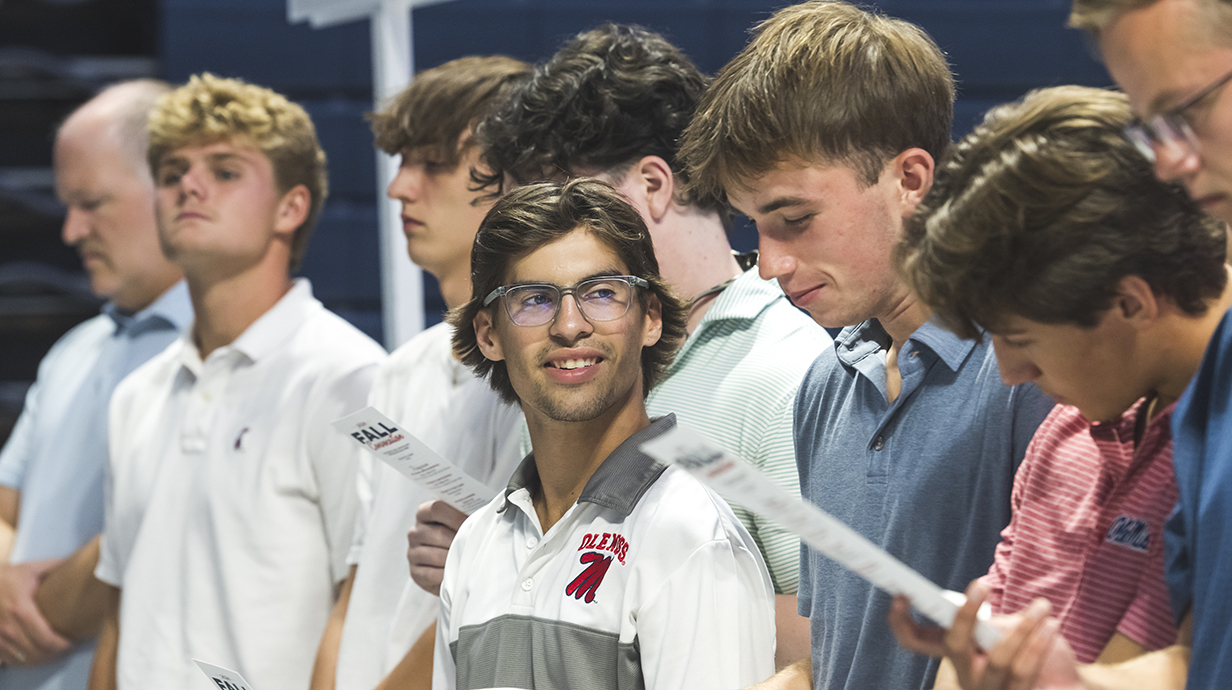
xmin=980 ymin=399 xmax=1179 ymax=663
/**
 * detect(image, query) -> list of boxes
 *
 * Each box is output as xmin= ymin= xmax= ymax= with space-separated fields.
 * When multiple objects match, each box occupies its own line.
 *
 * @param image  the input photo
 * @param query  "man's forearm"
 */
xmin=0 ymin=486 xmax=19 ymax=561
xmin=373 ymin=621 xmax=435 ymax=690
xmin=309 ymin=565 xmax=356 ymax=690
xmin=86 ymin=585 xmax=119 ymax=690
xmin=35 ymin=535 xmax=108 ymax=640
xmin=750 ymin=655 xmax=812 ymax=690
xmin=1077 ymin=644 xmax=1189 ymax=690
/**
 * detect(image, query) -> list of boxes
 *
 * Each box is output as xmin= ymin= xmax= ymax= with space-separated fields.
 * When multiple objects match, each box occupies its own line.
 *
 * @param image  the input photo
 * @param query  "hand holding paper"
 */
xmin=640 ymin=424 xmax=1002 ymax=651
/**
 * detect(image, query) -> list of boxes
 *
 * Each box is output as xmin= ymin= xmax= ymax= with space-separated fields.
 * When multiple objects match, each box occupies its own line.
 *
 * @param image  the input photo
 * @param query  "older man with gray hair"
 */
xmin=0 ymin=80 xmax=189 ymax=690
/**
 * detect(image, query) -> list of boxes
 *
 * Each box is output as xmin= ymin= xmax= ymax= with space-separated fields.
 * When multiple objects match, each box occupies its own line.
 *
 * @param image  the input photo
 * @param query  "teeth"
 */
xmin=554 ymin=358 xmax=597 ymax=370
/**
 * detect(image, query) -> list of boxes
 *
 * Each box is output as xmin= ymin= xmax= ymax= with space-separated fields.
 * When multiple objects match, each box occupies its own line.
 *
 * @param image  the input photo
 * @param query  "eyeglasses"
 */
xmin=1124 ymin=66 xmax=1232 ymax=165
xmin=483 ymin=275 xmax=649 ymax=327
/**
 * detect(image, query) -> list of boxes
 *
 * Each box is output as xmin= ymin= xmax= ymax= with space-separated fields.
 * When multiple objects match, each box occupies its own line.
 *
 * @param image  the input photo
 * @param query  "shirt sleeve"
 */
xmin=742 ymin=389 xmax=802 ymax=595
xmin=637 ymin=537 xmax=776 ymax=690
xmin=433 ymin=519 xmax=464 ymax=690
xmin=980 ymin=432 xmax=1036 ymax=613
xmin=307 ymin=361 xmax=379 ymax=584
xmin=1118 ymin=508 xmax=1182 ymax=650
xmin=0 ymin=380 xmax=39 ymax=489
xmin=1010 ymin=385 xmax=1056 ymax=471
xmin=95 ymin=376 xmax=138 ymax=588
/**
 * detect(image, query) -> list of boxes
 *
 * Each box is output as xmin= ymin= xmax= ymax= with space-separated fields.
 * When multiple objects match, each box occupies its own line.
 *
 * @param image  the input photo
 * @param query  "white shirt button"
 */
xmin=521 ymin=578 xmax=533 ymax=592
xmin=525 ymin=537 xmax=538 ymax=549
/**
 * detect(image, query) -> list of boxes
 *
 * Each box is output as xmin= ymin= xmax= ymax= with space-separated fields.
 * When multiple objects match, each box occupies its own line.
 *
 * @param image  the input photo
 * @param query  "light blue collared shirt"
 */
xmin=0 ymin=280 xmax=191 ymax=690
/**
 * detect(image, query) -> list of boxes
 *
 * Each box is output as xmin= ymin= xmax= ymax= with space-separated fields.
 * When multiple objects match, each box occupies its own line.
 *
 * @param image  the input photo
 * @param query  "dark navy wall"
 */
xmin=160 ymin=0 xmax=1114 ymax=342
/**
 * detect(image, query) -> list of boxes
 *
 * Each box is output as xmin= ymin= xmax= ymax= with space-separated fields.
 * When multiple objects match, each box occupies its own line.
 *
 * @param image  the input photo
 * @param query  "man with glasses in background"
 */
xmin=907 ymin=1 xmax=1232 ymax=687
xmin=434 ymin=179 xmax=775 ymax=690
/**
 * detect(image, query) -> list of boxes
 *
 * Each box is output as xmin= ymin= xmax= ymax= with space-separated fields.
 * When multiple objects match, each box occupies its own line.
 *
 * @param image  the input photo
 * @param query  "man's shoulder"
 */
xmin=632 ymin=465 xmax=752 ymax=547
xmin=283 ymin=306 xmax=387 ymax=371
xmin=38 ymin=312 xmax=115 ymax=367
xmin=383 ymin=322 xmax=452 ymax=374
xmin=111 ymin=335 xmax=186 ymax=406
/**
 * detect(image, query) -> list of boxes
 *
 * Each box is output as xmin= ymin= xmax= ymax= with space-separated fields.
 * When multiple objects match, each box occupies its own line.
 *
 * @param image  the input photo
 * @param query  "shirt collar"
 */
xmin=104 ymin=280 xmax=193 ymax=336
xmin=502 ymin=414 xmax=677 ymax=519
xmin=695 ymin=268 xmax=787 ymax=327
xmin=833 ymin=317 xmax=976 ymax=372
xmin=177 ymin=278 xmax=321 ymax=371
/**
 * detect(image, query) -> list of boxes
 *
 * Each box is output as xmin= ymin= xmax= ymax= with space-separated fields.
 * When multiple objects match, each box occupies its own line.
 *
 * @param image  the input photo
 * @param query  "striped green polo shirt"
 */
xmin=644 ymin=268 xmax=829 ymax=594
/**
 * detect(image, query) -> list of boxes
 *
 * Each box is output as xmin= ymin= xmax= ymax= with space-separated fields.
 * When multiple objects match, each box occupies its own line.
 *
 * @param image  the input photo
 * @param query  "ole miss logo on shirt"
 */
xmin=566 ymin=532 xmax=629 ymax=604
xmin=1105 ymin=515 xmax=1151 ymax=553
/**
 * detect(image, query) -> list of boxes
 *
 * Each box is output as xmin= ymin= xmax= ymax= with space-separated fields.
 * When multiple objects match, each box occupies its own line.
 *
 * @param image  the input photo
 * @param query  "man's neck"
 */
xmin=187 ymin=264 xmax=293 ymax=359
xmin=656 ymin=207 xmax=742 ymax=334
xmin=874 ymin=289 xmax=932 ymax=404
xmin=523 ymin=393 xmax=651 ymax=534
xmin=1152 ymin=267 xmax=1232 ymax=409
xmin=435 ymin=266 xmax=471 ymax=314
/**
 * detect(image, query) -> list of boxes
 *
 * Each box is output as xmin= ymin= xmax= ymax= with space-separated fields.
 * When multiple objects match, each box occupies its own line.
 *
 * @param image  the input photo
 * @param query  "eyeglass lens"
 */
xmin=505 ymin=278 xmax=636 ymax=326
xmin=1127 ymin=116 xmax=1197 ymax=164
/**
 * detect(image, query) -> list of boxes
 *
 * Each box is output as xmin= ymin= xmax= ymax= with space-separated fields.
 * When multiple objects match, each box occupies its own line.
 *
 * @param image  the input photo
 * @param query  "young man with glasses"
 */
xmin=435 ymin=178 xmax=775 ymax=690
xmin=906 ymin=2 xmax=1232 ymax=688
xmin=407 ymin=26 xmax=824 ymax=669
xmin=885 ymin=85 xmax=1230 ymax=690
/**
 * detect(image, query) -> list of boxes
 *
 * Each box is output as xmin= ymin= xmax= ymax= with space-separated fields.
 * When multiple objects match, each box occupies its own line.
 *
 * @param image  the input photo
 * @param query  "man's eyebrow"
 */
xmin=507 ymin=269 xmax=629 ymax=288
xmin=757 ymin=197 xmax=808 ymax=215
xmin=205 ymin=152 xmax=248 ymax=164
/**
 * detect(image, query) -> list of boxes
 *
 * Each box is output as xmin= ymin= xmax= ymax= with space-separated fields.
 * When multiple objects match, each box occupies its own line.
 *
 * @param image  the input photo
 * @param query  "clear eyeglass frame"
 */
xmin=1124 ymin=65 xmax=1232 ymax=164
xmin=483 ymin=275 xmax=650 ymax=327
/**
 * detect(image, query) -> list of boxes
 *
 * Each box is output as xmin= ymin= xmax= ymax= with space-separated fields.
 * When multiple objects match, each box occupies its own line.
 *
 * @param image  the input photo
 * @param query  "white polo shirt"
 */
xmin=95 ymin=279 xmax=385 ymax=690
xmin=335 ymin=322 xmax=524 ymax=690
xmin=434 ymin=415 xmax=776 ymax=690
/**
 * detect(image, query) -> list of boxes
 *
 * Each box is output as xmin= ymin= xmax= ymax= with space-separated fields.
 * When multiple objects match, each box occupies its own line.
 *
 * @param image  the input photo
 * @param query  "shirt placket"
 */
xmin=507 ymin=496 xmax=581 ymax=615
xmin=180 ymin=353 xmax=232 ymax=456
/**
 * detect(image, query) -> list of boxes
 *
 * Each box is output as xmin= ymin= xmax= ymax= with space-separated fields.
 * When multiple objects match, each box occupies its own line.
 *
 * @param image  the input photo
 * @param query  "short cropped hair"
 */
xmin=369 ymin=55 xmax=531 ymax=164
xmin=148 ymin=73 xmax=327 ymax=270
xmin=898 ymin=85 xmax=1227 ymax=340
xmin=449 ymin=178 xmax=689 ymax=404
xmin=679 ymin=0 xmax=955 ymax=200
xmin=1069 ymin=0 xmax=1232 ymax=41
xmin=475 ymin=23 xmax=722 ymax=214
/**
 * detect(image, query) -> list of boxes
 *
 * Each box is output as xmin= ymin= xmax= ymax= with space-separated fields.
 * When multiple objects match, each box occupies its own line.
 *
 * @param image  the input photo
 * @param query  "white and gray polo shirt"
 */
xmin=433 ymin=415 xmax=776 ymax=690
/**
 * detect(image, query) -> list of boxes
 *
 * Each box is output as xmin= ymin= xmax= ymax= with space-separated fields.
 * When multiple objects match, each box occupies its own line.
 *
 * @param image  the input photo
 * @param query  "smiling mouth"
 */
xmin=548 ymin=357 xmax=600 ymax=370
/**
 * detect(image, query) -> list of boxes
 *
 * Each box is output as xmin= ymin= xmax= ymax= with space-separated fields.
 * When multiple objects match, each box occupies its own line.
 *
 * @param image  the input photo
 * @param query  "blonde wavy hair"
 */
xmin=148 ymin=73 xmax=328 ymax=269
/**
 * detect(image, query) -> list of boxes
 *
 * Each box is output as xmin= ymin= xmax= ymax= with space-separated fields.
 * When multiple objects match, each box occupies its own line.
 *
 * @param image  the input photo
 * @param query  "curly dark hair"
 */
xmin=899 ymin=85 xmax=1227 ymax=340
xmin=449 ymin=178 xmax=689 ymax=404
xmin=473 ymin=23 xmax=722 ymax=214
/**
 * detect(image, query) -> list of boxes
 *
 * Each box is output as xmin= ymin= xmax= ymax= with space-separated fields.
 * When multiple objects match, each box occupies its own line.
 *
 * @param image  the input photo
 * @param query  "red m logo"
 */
xmin=565 ymin=552 xmax=612 ymax=604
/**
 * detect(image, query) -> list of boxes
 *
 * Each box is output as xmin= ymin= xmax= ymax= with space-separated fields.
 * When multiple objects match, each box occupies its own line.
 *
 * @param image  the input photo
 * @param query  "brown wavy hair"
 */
xmin=679 ymin=0 xmax=954 ymax=201
xmin=898 ymin=85 xmax=1227 ymax=340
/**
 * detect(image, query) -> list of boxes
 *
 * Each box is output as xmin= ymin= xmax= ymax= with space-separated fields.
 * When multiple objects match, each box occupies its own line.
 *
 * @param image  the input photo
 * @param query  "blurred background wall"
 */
xmin=0 ymin=0 xmax=1112 ymax=444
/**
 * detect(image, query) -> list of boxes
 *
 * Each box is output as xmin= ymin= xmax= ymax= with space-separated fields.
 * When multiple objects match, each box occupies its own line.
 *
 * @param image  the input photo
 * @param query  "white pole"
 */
xmin=371 ymin=0 xmax=423 ymax=349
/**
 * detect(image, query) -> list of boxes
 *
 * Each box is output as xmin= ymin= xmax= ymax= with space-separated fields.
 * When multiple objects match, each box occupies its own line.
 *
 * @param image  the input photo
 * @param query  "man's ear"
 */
xmin=1113 ymin=275 xmax=1161 ymax=328
xmin=641 ymin=292 xmax=663 ymax=348
xmin=474 ymin=309 xmax=505 ymax=362
xmin=889 ymin=148 xmax=935 ymax=218
xmin=274 ymin=184 xmax=312 ymax=238
xmin=621 ymin=156 xmax=676 ymax=223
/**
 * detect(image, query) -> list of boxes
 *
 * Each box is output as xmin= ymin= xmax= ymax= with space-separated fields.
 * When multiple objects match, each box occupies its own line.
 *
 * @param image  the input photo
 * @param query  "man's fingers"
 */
xmin=408 ymin=521 xmax=461 ymax=551
xmin=1004 ymin=617 xmax=1057 ymax=690
xmin=888 ymin=596 xmax=948 ymax=656
xmin=979 ymin=598 xmax=1050 ymax=690
xmin=417 ymin=500 xmax=467 ymax=531
xmin=21 ymin=559 xmax=66 ymax=580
